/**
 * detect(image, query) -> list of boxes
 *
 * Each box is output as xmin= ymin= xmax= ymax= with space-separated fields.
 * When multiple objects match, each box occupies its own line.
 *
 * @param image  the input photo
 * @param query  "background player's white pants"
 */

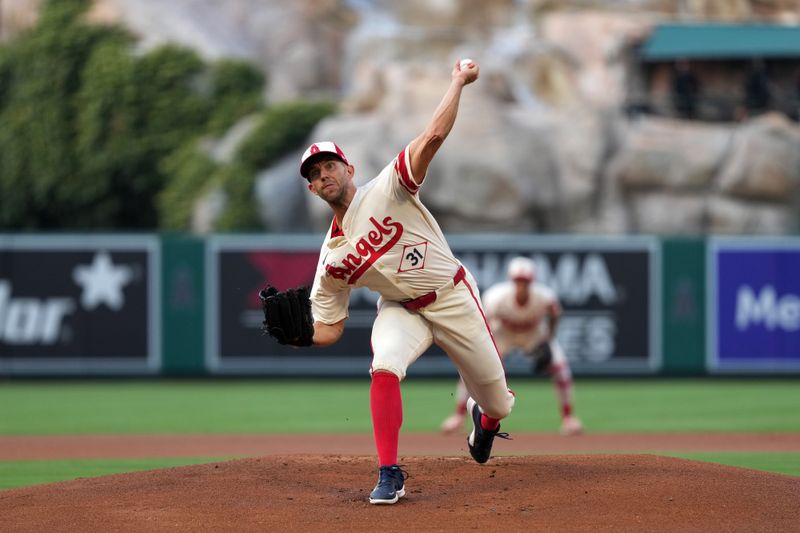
xmin=450 ymin=339 xmax=569 ymax=406
xmin=495 ymin=337 xmax=569 ymax=370
xmin=492 ymin=329 xmax=567 ymax=368
xmin=371 ymin=269 xmax=515 ymax=420
xmin=497 ymin=336 xmax=572 ymax=411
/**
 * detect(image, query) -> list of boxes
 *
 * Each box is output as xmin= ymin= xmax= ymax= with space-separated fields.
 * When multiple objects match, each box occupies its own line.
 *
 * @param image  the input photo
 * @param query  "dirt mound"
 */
xmin=1 ymin=454 xmax=798 ymax=532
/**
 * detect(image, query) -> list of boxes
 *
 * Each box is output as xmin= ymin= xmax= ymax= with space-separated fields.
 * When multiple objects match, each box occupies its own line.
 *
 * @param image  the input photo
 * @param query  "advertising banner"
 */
xmin=208 ymin=235 xmax=362 ymax=374
xmin=208 ymin=235 xmax=660 ymax=375
xmin=455 ymin=237 xmax=660 ymax=374
xmin=0 ymin=236 xmax=160 ymax=374
xmin=708 ymin=239 xmax=800 ymax=372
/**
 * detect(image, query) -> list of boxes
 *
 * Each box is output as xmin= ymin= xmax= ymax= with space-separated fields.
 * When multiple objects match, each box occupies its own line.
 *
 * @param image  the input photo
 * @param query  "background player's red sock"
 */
xmin=551 ymin=362 xmax=575 ymax=418
xmin=370 ymin=371 xmax=403 ymax=466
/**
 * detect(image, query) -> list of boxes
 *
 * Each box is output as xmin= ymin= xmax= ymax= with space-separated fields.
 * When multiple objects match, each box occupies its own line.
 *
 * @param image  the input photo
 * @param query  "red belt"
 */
xmin=401 ymin=266 xmax=466 ymax=311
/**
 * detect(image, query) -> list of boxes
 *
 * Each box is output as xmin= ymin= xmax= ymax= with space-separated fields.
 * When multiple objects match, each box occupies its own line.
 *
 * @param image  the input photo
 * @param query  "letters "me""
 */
xmin=735 ymin=285 xmax=800 ymax=332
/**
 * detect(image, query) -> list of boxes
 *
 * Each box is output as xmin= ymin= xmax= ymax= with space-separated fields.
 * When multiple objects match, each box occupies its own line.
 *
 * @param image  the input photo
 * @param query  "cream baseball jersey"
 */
xmin=483 ymin=280 xmax=559 ymax=346
xmin=310 ymin=145 xmax=462 ymax=325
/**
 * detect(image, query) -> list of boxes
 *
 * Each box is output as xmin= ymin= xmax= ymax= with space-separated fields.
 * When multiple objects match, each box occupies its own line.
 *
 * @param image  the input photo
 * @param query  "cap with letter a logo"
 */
xmin=300 ymin=141 xmax=349 ymax=180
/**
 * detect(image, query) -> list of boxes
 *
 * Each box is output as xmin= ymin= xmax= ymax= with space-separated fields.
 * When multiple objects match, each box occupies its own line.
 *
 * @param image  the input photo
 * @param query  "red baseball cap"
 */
xmin=299 ymin=141 xmax=350 ymax=179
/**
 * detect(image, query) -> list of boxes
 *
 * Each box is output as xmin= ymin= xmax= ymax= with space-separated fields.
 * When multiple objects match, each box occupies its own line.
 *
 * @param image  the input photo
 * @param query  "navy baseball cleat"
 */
xmin=467 ymin=397 xmax=510 ymax=464
xmin=369 ymin=464 xmax=408 ymax=505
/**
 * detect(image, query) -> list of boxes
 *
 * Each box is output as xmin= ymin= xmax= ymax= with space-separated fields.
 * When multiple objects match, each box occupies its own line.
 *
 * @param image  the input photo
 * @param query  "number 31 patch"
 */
xmin=399 ymin=242 xmax=428 ymax=272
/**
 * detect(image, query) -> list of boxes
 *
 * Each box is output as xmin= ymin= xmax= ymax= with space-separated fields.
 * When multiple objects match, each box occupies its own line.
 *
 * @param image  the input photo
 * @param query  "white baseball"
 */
xmin=460 ymin=58 xmax=473 ymax=70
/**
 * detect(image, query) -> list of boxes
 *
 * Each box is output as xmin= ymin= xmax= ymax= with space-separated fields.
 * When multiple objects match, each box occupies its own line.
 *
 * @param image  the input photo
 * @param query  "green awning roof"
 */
xmin=641 ymin=23 xmax=800 ymax=61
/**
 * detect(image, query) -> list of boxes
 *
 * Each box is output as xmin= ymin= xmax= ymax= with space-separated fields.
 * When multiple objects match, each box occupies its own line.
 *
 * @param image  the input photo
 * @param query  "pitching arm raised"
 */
xmin=407 ymin=60 xmax=479 ymax=185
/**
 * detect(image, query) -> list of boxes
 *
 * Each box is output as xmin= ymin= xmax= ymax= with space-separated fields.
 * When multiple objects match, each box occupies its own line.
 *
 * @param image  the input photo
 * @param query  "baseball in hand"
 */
xmin=460 ymin=58 xmax=473 ymax=70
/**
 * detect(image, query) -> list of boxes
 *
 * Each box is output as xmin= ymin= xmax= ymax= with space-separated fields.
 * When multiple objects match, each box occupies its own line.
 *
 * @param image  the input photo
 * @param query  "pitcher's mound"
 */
xmin=2 ymin=454 xmax=798 ymax=531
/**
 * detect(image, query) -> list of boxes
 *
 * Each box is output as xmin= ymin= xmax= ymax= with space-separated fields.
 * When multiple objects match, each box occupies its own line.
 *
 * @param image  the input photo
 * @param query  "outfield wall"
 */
xmin=1 ymin=234 xmax=797 ymax=377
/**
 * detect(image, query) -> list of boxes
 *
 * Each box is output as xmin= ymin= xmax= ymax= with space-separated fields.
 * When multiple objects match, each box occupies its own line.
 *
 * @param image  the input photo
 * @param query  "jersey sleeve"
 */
xmin=374 ymin=144 xmax=421 ymax=198
xmin=394 ymin=144 xmax=421 ymax=194
xmin=309 ymin=240 xmax=350 ymax=325
xmin=370 ymin=143 xmax=427 ymax=202
xmin=310 ymin=271 xmax=350 ymax=325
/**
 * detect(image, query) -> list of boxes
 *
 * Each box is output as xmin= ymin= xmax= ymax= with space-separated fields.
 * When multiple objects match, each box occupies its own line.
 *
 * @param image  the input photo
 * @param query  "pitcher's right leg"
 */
xmin=368 ymin=299 xmax=433 ymax=503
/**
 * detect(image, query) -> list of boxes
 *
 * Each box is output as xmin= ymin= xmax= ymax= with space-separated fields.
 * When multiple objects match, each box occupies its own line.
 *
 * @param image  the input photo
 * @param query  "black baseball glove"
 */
xmin=530 ymin=341 xmax=553 ymax=374
xmin=258 ymin=285 xmax=314 ymax=347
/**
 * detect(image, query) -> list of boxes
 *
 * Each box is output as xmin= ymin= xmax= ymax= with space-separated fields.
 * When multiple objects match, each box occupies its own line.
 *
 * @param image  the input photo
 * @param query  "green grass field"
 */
xmin=0 ymin=458 xmax=229 ymax=491
xmin=1 ymin=378 xmax=798 ymax=489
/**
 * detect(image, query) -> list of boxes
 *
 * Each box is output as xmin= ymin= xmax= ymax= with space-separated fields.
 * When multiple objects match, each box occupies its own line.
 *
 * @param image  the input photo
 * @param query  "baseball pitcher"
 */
xmin=259 ymin=60 xmax=515 ymax=505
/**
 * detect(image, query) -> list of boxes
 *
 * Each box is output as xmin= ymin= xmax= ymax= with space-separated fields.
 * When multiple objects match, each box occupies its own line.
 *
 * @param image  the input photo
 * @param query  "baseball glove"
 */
xmin=530 ymin=341 xmax=553 ymax=374
xmin=258 ymin=285 xmax=314 ymax=347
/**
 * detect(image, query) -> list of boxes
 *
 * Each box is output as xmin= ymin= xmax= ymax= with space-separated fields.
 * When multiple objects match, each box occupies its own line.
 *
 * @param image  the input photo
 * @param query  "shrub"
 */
xmin=213 ymin=163 xmax=263 ymax=232
xmin=236 ymin=101 xmax=336 ymax=171
xmin=157 ymin=141 xmax=219 ymax=231
xmin=0 ymin=0 xmax=333 ymax=232
xmin=0 ymin=0 xmax=126 ymax=228
xmin=206 ymin=59 xmax=265 ymax=134
xmin=203 ymin=101 xmax=336 ymax=231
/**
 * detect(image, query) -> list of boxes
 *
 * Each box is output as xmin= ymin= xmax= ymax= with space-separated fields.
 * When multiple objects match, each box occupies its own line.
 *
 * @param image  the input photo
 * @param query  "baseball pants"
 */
xmin=371 ymin=267 xmax=515 ymax=420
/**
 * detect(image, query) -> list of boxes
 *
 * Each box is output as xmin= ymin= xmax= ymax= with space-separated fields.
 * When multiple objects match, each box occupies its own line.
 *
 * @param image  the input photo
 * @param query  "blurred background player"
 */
xmin=441 ymin=256 xmax=583 ymax=436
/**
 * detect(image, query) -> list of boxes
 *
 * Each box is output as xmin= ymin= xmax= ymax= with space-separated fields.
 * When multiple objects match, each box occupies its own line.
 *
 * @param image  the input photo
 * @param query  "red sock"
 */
xmin=370 ymin=371 xmax=402 ymax=466
xmin=480 ymin=414 xmax=500 ymax=431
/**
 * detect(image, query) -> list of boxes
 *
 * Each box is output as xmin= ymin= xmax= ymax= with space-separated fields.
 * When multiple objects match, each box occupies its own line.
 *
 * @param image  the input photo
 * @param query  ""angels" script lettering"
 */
xmin=325 ymin=216 xmax=404 ymax=284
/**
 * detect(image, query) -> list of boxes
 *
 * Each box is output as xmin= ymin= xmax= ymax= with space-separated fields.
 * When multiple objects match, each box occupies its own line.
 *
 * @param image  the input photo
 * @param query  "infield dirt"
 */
xmin=2 ymin=454 xmax=799 ymax=531
xmin=1 ymin=432 xmax=799 ymax=531
xmin=2 ymin=431 xmax=800 ymax=459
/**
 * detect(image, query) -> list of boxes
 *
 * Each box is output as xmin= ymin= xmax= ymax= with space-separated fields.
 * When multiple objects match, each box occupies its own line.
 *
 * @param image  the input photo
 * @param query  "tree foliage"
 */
xmin=0 ymin=0 xmax=125 ymax=228
xmin=158 ymin=101 xmax=336 ymax=232
xmin=156 ymin=141 xmax=218 ymax=231
xmin=236 ymin=101 xmax=336 ymax=171
xmin=0 ymin=0 xmax=331 ymax=231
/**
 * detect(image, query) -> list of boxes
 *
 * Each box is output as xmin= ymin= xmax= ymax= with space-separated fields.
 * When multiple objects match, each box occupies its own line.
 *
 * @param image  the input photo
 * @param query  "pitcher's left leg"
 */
xmin=425 ymin=277 xmax=514 ymax=463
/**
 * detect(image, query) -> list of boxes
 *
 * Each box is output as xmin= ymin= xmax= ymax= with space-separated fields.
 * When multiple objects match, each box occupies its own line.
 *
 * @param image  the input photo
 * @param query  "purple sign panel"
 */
xmin=710 ymin=240 xmax=800 ymax=372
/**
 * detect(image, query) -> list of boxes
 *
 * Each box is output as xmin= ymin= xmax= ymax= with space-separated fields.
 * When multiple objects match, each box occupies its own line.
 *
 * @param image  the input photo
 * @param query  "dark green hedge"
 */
xmin=0 ymin=0 xmax=333 ymax=231
xmin=236 ymin=101 xmax=336 ymax=171
xmin=158 ymin=101 xmax=337 ymax=232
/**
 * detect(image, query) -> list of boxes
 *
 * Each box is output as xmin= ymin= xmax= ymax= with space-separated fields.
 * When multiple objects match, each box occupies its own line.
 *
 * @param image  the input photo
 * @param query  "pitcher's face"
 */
xmin=307 ymin=157 xmax=354 ymax=204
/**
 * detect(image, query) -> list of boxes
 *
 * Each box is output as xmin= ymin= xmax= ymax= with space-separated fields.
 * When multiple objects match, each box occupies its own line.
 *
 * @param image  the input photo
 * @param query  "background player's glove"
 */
xmin=259 ymin=285 xmax=314 ymax=347
xmin=531 ymin=341 xmax=553 ymax=374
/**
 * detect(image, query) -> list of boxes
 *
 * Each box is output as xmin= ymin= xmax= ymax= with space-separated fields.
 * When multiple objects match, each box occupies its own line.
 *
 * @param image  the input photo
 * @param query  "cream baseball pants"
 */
xmin=370 ymin=267 xmax=515 ymax=420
